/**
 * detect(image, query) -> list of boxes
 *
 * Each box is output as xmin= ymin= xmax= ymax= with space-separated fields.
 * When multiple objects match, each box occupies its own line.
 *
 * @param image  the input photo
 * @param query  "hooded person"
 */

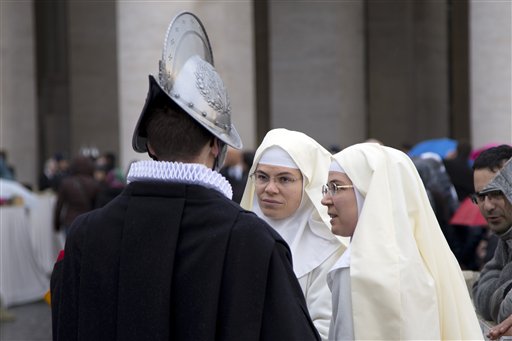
xmin=240 ymin=128 xmax=347 ymax=340
xmin=475 ymin=156 xmax=512 ymax=336
xmin=50 ymin=12 xmax=320 ymax=341
xmin=321 ymin=142 xmax=483 ymax=340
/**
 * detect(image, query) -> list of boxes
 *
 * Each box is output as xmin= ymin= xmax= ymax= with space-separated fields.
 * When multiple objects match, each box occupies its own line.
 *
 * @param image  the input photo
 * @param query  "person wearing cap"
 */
xmin=240 ymin=128 xmax=346 ymax=340
xmin=50 ymin=12 xmax=320 ymax=341
xmin=321 ymin=142 xmax=483 ymax=340
xmin=471 ymin=148 xmax=512 ymax=334
xmin=481 ymin=157 xmax=512 ymax=340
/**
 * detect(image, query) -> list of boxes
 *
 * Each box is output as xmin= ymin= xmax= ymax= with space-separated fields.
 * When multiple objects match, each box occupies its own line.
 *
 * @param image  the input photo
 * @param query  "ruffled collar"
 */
xmin=126 ymin=160 xmax=232 ymax=199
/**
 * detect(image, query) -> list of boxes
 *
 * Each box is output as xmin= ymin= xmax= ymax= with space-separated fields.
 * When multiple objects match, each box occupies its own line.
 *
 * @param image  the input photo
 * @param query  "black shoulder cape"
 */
xmin=51 ymin=181 xmax=320 ymax=341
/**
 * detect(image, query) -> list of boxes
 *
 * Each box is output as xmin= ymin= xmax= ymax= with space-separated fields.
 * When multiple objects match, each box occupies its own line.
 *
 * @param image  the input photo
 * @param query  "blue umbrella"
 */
xmin=408 ymin=138 xmax=457 ymax=159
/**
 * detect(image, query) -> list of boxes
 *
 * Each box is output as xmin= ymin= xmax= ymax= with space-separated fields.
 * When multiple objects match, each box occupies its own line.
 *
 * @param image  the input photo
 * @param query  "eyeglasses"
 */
xmin=322 ymin=183 xmax=354 ymax=197
xmin=250 ymin=171 xmax=301 ymax=188
xmin=470 ymin=190 xmax=504 ymax=204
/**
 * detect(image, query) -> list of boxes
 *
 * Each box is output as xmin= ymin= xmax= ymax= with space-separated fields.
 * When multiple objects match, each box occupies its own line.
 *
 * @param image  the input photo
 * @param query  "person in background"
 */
xmin=220 ymin=146 xmax=247 ymax=203
xmin=471 ymin=146 xmax=512 ymax=327
xmin=39 ymin=153 xmax=69 ymax=192
xmin=94 ymin=152 xmax=125 ymax=207
xmin=51 ymin=153 xmax=70 ymax=192
xmin=412 ymin=152 xmax=459 ymax=215
xmin=241 ymin=128 xmax=346 ymax=340
xmin=242 ymin=150 xmax=255 ymax=175
xmin=472 ymin=146 xmax=512 ymax=266
xmin=488 ymin=312 xmax=512 ymax=340
xmin=479 ymin=157 xmax=512 ymax=340
xmin=0 ymin=167 xmax=40 ymax=322
xmin=322 ymin=142 xmax=482 ymax=340
xmin=50 ymin=11 xmax=320 ymax=341
xmin=39 ymin=157 xmax=59 ymax=191
xmin=444 ymin=140 xmax=474 ymax=202
xmin=53 ymin=155 xmax=99 ymax=237
xmin=412 ymin=152 xmax=467 ymax=266
xmin=441 ymin=140 xmax=488 ymax=271
xmin=0 ymin=150 xmax=15 ymax=180
xmin=0 ymin=177 xmax=37 ymax=209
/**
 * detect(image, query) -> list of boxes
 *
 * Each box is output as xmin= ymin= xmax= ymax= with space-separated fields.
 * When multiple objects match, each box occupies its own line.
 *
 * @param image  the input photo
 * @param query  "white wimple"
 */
xmin=126 ymin=160 xmax=233 ymax=199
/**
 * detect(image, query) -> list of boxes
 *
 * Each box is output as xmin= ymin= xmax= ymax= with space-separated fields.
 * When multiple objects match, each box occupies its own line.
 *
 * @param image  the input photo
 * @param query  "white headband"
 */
xmin=329 ymin=159 xmax=365 ymax=216
xmin=258 ymin=146 xmax=298 ymax=169
xmin=330 ymin=160 xmax=344 ymax=172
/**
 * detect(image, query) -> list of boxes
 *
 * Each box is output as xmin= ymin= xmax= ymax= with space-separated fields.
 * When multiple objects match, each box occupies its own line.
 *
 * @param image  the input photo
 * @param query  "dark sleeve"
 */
xmin=498 ymin=289 xmax=512 ymax=323
xmin=51 ymin=216 xmax=86 ymax=341
xmin=260 ymin=242 xmax=321 ymax=341
xmin=216 ymin=212 xmax=320 ymax=341
xmin=472 ymin=240 xmax=512 ymax=322
xmin=50 ymin=250 xmax=64 ymax=339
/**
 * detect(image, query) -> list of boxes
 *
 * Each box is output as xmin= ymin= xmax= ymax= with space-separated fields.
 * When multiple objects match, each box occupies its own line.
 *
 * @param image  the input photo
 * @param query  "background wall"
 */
xmin=366 ymin=0 xmax=450 ymax=147
xmin=268 ymin=2 xmax=366 ymax=150
xmin=0 ymin=0 xmax=510 ymax=188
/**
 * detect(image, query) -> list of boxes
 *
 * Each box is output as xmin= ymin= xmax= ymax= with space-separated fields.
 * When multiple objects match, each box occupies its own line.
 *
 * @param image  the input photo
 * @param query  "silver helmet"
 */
xmin=132 ymin=11 xmax=243 ymax=154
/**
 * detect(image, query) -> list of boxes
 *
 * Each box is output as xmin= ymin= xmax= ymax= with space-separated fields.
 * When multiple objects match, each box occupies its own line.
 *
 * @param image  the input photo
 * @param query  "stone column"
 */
xmin=366 ymin=0 xmax=450 ymax=148
xmin=0 ymin=1 xmax=37 ymax=186
xmin=68 ymin=2 xmax=119 ymax=158
xmin=268 ymin=1 xmax=366 ymax=150
xmin=470 ymin=0 xmax=512 ymax=148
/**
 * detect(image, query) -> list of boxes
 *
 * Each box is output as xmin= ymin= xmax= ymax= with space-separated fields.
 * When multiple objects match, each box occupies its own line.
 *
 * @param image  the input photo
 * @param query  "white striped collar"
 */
xmin=127 ymin=160 xmax=233 ymax=199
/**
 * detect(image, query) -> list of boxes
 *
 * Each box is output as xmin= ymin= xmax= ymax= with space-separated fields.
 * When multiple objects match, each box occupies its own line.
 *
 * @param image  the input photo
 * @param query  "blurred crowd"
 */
xmin=0 ymin=149 xmax=126 ymax=238
xmin=0 ymin=139 xmax=505 ymax=273
xmin=1 ymin=140 xmax=510 ymax=336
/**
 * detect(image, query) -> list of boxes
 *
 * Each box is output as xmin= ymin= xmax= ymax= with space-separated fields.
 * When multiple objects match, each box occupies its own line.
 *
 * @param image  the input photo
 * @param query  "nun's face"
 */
xmin=321 ymin=171 xmax=358 ymax=237
xmin=253 ymin=164 xmax=303 ymax=220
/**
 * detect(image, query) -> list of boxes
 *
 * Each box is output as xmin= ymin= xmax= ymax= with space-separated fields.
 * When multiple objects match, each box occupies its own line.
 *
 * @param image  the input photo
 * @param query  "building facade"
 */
xmin=1 ymin=0 xmax=511 ymax=187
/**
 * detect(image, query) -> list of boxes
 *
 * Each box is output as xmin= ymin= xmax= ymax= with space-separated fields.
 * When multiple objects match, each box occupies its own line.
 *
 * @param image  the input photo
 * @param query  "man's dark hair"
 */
xmin=455 ymin=140 xmax=472 ymax=160
xmin=105 ymin=152 xmax=116 ymax=166
xmin=473 ymin=144 xmax=512 ymax=172
xmin=144 ymin=96 xmax=212 ymax=162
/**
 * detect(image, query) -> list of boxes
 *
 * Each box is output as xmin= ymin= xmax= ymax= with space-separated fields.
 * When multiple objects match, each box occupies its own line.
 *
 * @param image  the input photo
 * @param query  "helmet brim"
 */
xmin=132 ymin=75 xmax=243 ymax=153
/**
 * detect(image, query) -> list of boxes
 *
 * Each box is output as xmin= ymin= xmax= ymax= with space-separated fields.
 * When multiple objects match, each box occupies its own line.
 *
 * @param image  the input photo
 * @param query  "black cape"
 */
xmin=51 ymin=181 xmax=320 ymax=341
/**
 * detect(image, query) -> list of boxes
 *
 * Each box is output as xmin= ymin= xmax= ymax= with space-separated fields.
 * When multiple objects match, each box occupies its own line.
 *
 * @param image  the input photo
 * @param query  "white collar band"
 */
xmin=127 ymin=160 xmax=233 ymax=199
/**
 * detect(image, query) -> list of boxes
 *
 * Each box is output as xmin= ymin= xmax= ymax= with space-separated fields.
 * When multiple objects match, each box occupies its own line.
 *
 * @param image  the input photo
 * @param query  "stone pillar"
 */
xmin=470 ymin=0 xmax=512 ymax=148
xmin=117 ymin=1 xmax=255 ymax=170
xmin=34 ymin=0 xmax=71 ymax=172
xmin=68 ymin=2 xmax=119 ymax=158
xmin=268 ymin=2 xmax=366 ymax=149
xmin=0 ymin=1 xmax=37 ymax=186
xmin=366 ymin=0 xmax=450 ymax=148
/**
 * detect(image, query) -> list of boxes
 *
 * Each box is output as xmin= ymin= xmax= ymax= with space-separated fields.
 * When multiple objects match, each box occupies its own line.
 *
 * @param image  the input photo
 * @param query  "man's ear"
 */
xmin=146 ymin=142 xmax=158 ymax=161
xmin=210 ymin=138 xmax=220 ymax=158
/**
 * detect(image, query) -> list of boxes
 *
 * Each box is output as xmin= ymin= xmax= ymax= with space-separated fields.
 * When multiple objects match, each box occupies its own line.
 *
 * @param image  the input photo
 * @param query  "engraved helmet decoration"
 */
xmin=132 ymin=11 xmax=243 ymax=153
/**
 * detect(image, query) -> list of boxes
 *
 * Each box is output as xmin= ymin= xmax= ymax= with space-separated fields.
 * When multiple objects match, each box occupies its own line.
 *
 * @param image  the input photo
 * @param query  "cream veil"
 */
xmin=333 ymin=143 xmax=482 ymax=340
xmin=240 ymin=128 xmax=347 ymax=277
